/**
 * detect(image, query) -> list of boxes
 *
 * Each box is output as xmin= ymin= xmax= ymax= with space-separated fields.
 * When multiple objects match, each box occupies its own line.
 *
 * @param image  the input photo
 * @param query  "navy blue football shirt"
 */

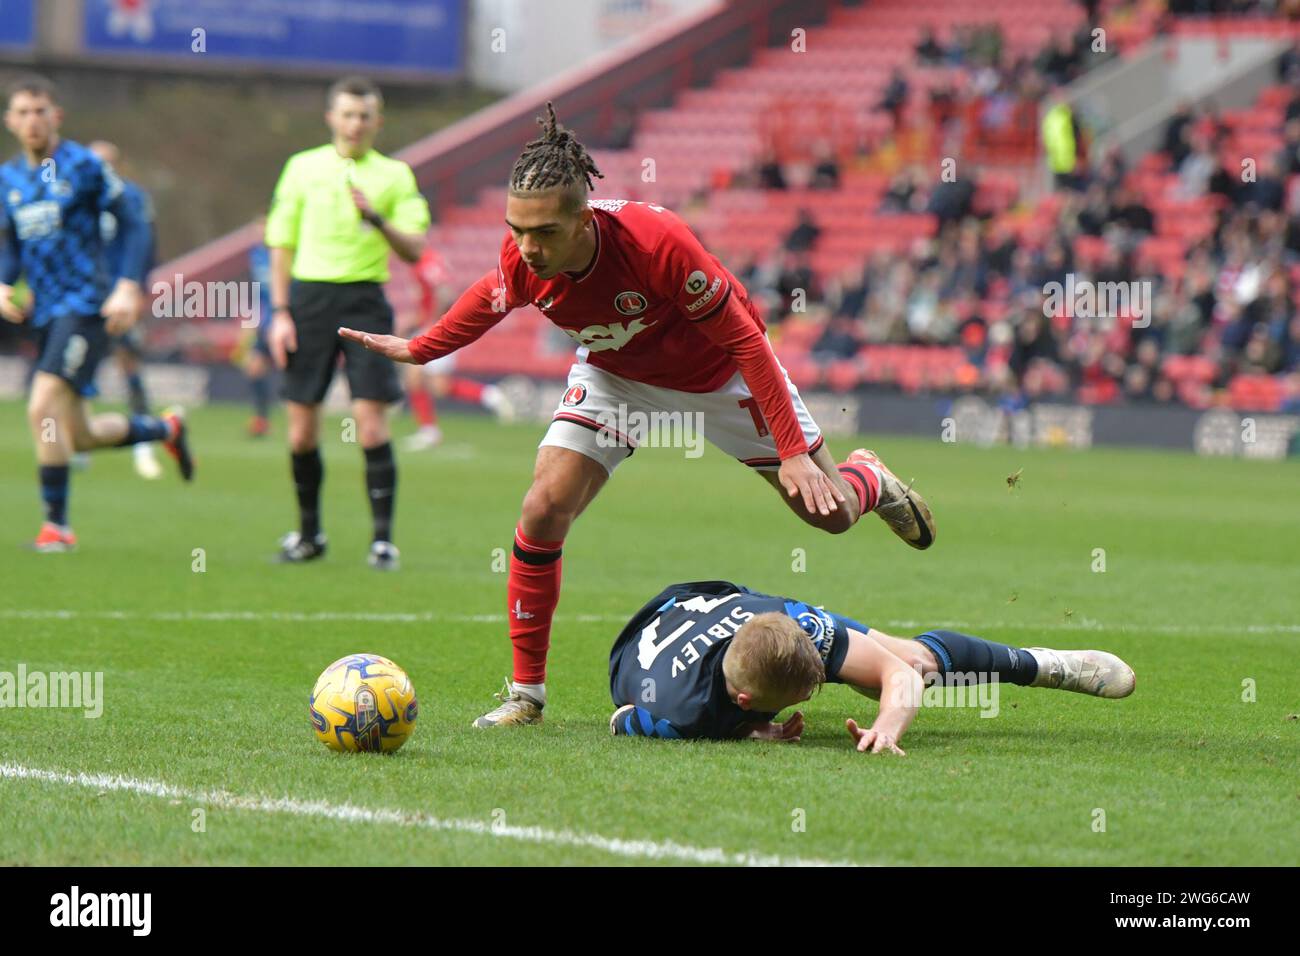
xmin=100 ymin=178 xmax=156 ymax=285
xmin=609 ymin=581 xmax=863 ymax=740
xmin=0 ymin=138 xmax=149 ymax=327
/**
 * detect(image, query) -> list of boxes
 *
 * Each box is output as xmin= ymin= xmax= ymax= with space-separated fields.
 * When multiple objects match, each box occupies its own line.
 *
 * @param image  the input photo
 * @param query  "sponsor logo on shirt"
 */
xmin=13 ymin=200 xmax=61 ymax=240
xmin=614 ymin=290 xmax=647 ymax=315
xmin=562 ymin=317 xmax=656 ymax=352
xmin=685 ymin=275 xmax=724 ymax=313
xmin=684 ymin=270 xmax=708 ymax=295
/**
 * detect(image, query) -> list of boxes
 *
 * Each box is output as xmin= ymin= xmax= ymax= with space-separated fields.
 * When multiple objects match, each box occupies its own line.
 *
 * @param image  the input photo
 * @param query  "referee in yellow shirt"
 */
xmin=265 ymin=76 xmax=429 ymax=570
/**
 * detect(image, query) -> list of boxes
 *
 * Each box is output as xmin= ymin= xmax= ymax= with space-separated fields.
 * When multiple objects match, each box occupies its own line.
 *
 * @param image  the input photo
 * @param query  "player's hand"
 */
xmin=338 ymin=327 xmax=416 ymax=364
xmin=101 ymin=279 xmax=142 ymax=336
xmin=779 ymin=453 xmax=845 ymax=517
xmin=845 ymin=718 xmax=906 ymax=755
xmin=746 ymin=711 xmax=804 ymax=742
xmin=0 ymin=284 xmax=29 ymax=324
xmin=269 ymin=313 xmax=297 ymax=369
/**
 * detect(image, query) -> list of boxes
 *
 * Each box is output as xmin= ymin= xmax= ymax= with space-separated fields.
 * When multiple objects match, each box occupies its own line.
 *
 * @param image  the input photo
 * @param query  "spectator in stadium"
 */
xmin=1037 ymin=33 xmax=1082 ymax=86
xmin=783 ymin=208 xmax=821 ymax=253
xmin=825 ymin=263 xmax=869 ymax=321
xmin=926 ymin=175 xmax=976 ymax=225
xmin=755 ymin=149 xmax=787 ymax=190
xmin=915 ymin=26 xmax=945 ymax=65
xmin=1237 ymin=154 xmax=1286 ymax=211
xmin=1009 ymin=310 xmax=1060 ymax=386
xmin=1175 ymin=126 xmax=1220 ymax=200
xmin=1162 ymin=101 xmax=1196 ymax=168
xmin=811 ymin=315 xmax=866 ymax=362
xmin=880 ymin=165 xmax=924 ymax=213
xmin=1042 ymin=94 xmax=1082 ymax=191
xmin=809 ymin=141 xmax=840 ymax=190
xmin=879 ymin=68 xmax=909 ymax=132
xmin=775 ymin=251 xmax=817 ymax=315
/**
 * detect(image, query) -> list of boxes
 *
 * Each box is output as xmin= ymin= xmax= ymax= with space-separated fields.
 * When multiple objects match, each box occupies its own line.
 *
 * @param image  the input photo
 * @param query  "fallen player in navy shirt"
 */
xmin=609 ymin=580 xmax=1135 ymax=754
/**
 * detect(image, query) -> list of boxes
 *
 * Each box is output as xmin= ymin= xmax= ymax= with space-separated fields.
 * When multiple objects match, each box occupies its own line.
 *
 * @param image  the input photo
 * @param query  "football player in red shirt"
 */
xmin=341 ymin=104 xmax=937 ymax=727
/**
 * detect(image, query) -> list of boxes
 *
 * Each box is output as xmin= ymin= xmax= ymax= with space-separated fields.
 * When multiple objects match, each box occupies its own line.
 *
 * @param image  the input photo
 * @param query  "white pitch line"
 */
xmin=0 ymin=763 xmax=864 ymax=868
xmin=0 ymin=608 xmax=1297 ymax=634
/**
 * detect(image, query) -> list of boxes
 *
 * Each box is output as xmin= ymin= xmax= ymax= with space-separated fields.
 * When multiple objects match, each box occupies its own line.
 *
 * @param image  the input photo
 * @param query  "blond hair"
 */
xmin=723 ymin=612 xmax=825 ymax=704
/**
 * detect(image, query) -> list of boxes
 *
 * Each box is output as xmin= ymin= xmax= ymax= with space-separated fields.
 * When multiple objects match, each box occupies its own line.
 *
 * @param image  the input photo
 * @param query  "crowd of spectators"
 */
xmin=710 ymin=12 xmax=1300 ymax=411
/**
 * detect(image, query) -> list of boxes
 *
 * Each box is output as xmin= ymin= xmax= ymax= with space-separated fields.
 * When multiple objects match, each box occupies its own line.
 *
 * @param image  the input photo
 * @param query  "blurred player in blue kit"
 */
xmin=0 ymin=76 xmax=193 ymax=552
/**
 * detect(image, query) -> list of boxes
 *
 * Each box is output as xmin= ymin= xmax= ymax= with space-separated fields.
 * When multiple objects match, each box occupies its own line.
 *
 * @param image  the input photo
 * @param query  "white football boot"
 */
xmin=1026 ymin=647 xmax=1136 ymax=699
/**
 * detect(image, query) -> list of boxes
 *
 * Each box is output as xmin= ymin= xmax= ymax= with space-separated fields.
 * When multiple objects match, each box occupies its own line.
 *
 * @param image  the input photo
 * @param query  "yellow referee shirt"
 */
xmin=265 ymin=144 xmax=430 ymax=283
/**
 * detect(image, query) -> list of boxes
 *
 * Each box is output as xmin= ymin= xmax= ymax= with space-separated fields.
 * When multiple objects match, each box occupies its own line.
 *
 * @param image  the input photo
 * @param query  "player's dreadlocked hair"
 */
xmin=509 ymin=102 xmax=604 ymax=213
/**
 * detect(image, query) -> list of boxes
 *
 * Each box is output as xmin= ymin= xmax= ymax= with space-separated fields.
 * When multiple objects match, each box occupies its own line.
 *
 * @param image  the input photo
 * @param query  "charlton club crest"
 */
xmin=614 ymin=291 xmax=647 ymax=315
xmin=562 ymin=384 xmax=587 ymax=407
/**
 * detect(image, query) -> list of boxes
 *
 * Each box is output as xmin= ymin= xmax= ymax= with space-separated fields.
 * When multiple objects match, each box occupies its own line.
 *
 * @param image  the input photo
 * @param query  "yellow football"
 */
xmin=309 ymin=654 xmax=418 ymax=753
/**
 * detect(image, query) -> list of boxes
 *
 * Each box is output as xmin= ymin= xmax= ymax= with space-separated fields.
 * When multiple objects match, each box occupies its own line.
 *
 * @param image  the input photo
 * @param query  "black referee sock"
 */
xmin=912 ymin=629 xmax=1039 ymax=685
xmin=363 ymin=442 xmax=396 ymax=544
xmin=291 ymin=448 xmax=323 ymax=540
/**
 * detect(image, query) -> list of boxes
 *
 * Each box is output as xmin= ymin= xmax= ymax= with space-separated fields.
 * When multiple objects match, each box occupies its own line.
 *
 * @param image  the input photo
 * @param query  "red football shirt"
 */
xmin=408 ymin=199 xmax=809 ymax=459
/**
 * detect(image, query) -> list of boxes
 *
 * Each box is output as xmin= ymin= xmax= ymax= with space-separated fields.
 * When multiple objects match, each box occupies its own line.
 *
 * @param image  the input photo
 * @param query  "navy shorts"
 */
xmin=34 ymin=314 xmax=110 ymax=398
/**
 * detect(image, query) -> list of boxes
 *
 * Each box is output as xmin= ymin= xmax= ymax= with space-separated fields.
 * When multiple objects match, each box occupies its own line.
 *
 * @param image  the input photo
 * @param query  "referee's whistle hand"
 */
xmin=338 ymin=327 xmax=415 ymax=363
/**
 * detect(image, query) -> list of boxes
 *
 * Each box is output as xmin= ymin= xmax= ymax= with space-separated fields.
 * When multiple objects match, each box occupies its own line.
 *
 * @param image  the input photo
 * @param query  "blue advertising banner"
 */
xmin=0 ymin=0 xmax=35 ymax=49
xmin=83 ymin=0 xmax=463 ymax=74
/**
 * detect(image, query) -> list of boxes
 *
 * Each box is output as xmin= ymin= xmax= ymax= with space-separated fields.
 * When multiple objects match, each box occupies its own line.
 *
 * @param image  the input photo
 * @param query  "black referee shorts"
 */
xmin=282 ymin=279 xmax=403 ymax=406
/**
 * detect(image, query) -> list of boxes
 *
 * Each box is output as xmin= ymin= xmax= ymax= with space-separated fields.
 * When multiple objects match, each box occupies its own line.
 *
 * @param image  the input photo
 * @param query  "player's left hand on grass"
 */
xmin=338 ymin=327 xmax=416 ymax=363
xmin=101 ymin=279 xmax=142 ymax=336
xmin=746 ymin=711 xmax=804 ymax=742
xmin=845 ymin=718 xmax=906 ymax=755
xmin=779 ymin=453 xmax=845 ymax=517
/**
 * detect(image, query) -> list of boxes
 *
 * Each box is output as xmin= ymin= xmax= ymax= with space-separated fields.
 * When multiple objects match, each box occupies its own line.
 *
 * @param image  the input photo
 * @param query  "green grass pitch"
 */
xmin=0 ymin=398 xmax=1295 ymax=866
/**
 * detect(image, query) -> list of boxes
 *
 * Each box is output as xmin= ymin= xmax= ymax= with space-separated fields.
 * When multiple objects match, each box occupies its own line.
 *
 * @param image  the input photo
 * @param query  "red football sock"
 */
xmin=507 ymin=525 xmax=564 ymax=685
xmin=448 ymin=377 xmax=486 ymax=404
xmin=836 ymin=461 xmax=881 ymax=517
xmin=409 ymin=387 xmax=437 ymax=427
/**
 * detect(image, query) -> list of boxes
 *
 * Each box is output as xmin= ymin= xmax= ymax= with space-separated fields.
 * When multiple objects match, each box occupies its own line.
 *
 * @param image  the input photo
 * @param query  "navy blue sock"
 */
xmin=251 ymin=376 xmax=270 ymax=418
xmin=913 ymin=629 xmax=1039 ymax=685
xmin=126 ymin=373 xmax=149 ymax=416
xmin=115 ymin=414 xmax=170 ymax=447
xmin=39 ymin=465 xmax=69 ymax=527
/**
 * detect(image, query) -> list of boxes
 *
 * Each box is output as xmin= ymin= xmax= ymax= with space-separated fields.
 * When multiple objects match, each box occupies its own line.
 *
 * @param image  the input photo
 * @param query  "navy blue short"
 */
xmin=34 ymin=314 xmax=110 ymax=398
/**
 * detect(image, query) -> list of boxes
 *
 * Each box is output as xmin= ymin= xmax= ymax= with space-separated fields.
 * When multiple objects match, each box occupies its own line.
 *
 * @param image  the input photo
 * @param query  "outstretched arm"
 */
xmin=836 ymin=628 xmax=922 ymax=755
xmin=339 ymin=269 xmax=514 ymax=364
